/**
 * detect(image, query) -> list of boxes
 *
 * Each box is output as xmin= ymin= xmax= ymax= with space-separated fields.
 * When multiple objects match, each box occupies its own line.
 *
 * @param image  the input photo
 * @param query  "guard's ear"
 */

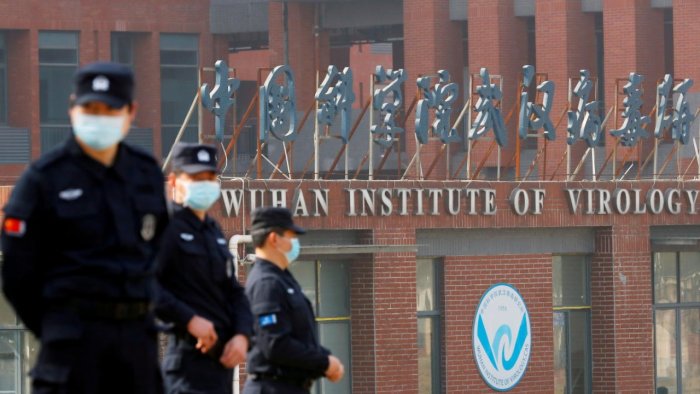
xmin=167 ymin=173 xmax=177 ymax=188
xmin=128 ymin=101 xmax=138 ymax=120
xmin=267 ymin=231 xmax=279 ymax=247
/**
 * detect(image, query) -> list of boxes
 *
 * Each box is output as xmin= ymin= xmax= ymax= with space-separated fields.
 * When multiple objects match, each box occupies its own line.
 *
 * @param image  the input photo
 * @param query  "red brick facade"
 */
xmin=444 ymin=254 xmax=554 ymax=392
xmin=205 ymin=179 xmax=698 ymax=393
xmin=0 ymin=0 xmax=225 ymax=180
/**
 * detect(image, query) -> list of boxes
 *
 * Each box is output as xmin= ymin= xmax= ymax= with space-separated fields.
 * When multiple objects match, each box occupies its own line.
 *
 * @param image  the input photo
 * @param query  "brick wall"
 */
xmin=349 ymin=44 xmax=393 ymax=111
xmin=603 ymin=0 xmax=666 ymax=166
xmin=535 ymin=0 xmax=598 ymax=180
xmin=591 ymin=228 xmax=617 ymax=391
xmin=610 ymin=224 xmax=655 ymax=392
xmin=0 ymin=0 xmax=218 ymax=182
xmin=467 ymin=0 xmax=529 ymax=170
xmin=372 ymin=227 xmax=418 ymax=393
xmin=444 ymin=254 xmax=554 ymax=392
xmin=350 ymin=257 xmax=376 ymax=393
xmin=674 ymin=0 xmax=700 ymax=94
xmin=268 ymin=2 xmax=329 ymax=109
xmin=403 ymin=0 xmax=465 ymax=179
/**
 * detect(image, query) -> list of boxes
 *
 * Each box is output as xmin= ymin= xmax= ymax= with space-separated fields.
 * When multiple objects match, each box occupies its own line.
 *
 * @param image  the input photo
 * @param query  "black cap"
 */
xmin=171 ymin=143 xmax=218 ymax=174
xmin=74 ymin=62 xmax=134 ymax=108
xmin=250 ymin=207 xmax=306 ymax=235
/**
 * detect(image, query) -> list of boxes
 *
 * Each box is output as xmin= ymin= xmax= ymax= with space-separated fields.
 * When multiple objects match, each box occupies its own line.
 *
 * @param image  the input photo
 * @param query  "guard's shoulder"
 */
xmin=4 ymin=165 xmax=47 ymax=218
xmin=247 ymin=274 xmax=284 ymax=299
xmin=121 ymin=142 xmax=165 ymax=184
xmin=32 ymin=143 xmax=70 ymax=171
xmin=248 ymin=263 xmax=283 ymax=285
xmin=122 ymin=142 xmax=160 ymax=166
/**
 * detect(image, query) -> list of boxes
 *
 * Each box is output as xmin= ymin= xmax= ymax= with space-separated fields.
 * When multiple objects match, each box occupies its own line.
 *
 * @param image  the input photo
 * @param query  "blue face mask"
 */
xmin=72 ymin=113 xmax=126 ymax=150
xmin=285 ymin=238 xmax=300 ymax=264
xmin=183 ymin=180 xmax=221 ymax=211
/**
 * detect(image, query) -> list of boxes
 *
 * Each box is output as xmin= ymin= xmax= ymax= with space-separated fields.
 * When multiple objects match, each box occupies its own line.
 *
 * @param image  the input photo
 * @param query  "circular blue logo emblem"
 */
xmin=473 ymin=283 xmax=531 ymax=391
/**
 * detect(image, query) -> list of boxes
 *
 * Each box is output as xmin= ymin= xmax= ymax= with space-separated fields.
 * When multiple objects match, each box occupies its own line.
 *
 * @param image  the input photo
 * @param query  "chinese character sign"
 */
xmin=518 ymin=65 xmax=555 ymax=141
xmin=259 ymin=65 xmax=297 ymax=142
xmin=415 ymin=70 xmax=460 ymax=144
xmin=672 ymin=78 xmax=695 ymax=144
xmin=201 ymin=60 xmax=239 ymax=142
xmin=315 ymin=65 xmax=355 ymax=143
xmin=654 ymin=74 xmax=673 ymax=139
xmin=469 ymin=67 xmax=507 ymax=147
xmin=371 ymin=66 xmax=406 ymax=147
xmin=610 ymin=72 xmax=649 ymax=147
xmin=567 ymin=70 xmax=602 ymax=147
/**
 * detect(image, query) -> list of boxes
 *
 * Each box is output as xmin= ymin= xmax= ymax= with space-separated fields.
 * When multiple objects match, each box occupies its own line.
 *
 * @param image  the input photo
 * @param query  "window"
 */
xmin=0 ymin=256 xmax=40 ymax=394
xmin=654 ymin=252 xmax=700 ymax=394
xmin=0 ymin=32 xmax=6 ymax=124
xmin=289 ymin=260 xmax=352 ymax=394
xmin=39 ymin=31 xmax=79 ymax=152
xmin=160 ymin=33 xmax=198 ymax=158
xmin=39 ymin=31 xmax=78 ymax=124
xmin=553 ymin=255 xmax=592 ymax=394
xmin=111 ymin=32 xmax=135 ymax=67
xmin=417 ymin=259 xmax=442 ymax=394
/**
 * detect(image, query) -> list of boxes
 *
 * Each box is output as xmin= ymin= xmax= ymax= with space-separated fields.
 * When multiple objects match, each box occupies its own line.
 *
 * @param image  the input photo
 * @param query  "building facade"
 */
xmin=2 ymin=1 xmax=700 ymax=393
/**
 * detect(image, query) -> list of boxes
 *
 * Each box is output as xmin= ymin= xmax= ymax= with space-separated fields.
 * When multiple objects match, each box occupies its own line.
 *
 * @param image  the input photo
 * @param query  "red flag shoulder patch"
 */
xmin=3 ymin=218 xmax=26 ymax=237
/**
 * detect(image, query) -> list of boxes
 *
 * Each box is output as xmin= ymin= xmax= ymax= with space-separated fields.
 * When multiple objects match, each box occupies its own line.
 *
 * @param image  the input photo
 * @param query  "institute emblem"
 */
xmin=473 ymin=283 xmax=531 ymax=391
xmin=140 ymin=214 xmax=156 ymax=241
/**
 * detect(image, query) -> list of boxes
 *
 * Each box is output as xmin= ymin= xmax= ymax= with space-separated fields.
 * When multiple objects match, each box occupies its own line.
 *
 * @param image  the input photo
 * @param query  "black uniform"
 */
xmin=156 ymin=205 xmax=253 ymax=394
xmin=0 ymin=137 xmax=169 ymax=394
xmin=244 ymin=258 xmax=330 ymax=394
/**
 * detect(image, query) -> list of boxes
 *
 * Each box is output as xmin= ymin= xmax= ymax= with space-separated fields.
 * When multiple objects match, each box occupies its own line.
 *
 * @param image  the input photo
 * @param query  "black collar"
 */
xmin=173 ymin=204 xmax=212 ymax=230
xmin=255 ymin=258 xmax=286 ymax=273
xmin=66 ymin=137 xmax=130 ymax=181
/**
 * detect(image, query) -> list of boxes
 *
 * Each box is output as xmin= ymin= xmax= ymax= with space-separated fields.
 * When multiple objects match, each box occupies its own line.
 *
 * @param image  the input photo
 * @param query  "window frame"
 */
xmin=552 ymin=254 xmax=593 ymax=394
xmin=159 ymin=33 xmax=199 ymax=158
xmin=652 ymin=251 xmax=700 ymax=393
xmin=416 ymin=258 xmax=443 ymax=394
xmin=289 ymin=259 xmax=352 ymax=394
xmin=0 ymin=256 xmax=38 ymax=394
xmin=111 ymin=32 xmax=135 ymax=67
xmin=38 ymin=30 xmax=79 ymax=127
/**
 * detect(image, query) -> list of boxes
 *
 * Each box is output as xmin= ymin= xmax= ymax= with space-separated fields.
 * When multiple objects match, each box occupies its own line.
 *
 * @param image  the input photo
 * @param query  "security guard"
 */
xmin=243 ymin=207 xmax=344 ymax=394
xmin=0 ymin=62 xmax=168 ymax=394
xmin=156 ymin=142 xmax=253 ymax=394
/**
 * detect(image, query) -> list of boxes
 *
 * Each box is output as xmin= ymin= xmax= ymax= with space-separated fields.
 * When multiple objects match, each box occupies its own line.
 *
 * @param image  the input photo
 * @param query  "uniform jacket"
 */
xmin=155 ymin=206 xmax=253 ymax=347
xmin=0 ymin=138 xmax=169 ymax=337
xmin=245 ymin=258 xmax=330 ymax=381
